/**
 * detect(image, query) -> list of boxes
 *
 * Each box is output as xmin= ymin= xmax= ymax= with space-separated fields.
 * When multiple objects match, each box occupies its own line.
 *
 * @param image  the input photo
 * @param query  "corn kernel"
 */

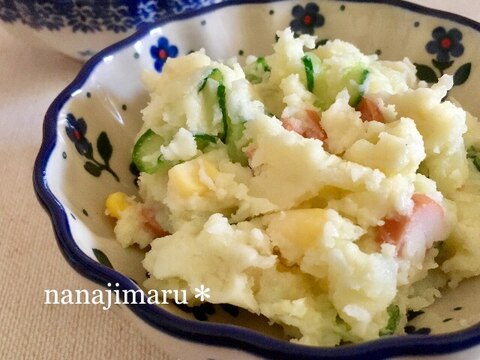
xmin=105 ymin=192 xmax=130 ymax=219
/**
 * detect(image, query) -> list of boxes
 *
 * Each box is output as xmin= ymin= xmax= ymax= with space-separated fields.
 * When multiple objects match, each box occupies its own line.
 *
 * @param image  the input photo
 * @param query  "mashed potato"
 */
xmin=105 ymin=28 xmax=480 ymax=346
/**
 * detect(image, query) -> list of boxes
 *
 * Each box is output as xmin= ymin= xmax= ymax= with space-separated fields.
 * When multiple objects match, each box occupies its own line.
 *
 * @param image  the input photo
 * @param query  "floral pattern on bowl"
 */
xmin=0 ymin=0 xmax=222 ymax=32
xmin=415 ymin=26 xmax=472 ymax=86
xmin=34 ymin=0 xmax=480 ymax=359
xmin=0 ymin=0 xmax=225 ymax=59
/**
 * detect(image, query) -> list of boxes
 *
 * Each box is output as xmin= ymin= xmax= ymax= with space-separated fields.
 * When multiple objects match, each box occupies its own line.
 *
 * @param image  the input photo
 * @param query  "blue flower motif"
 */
xmin=426 ymin=27 xmax=464 ymax=63
xmin=150 ymin=37 xmax=179 ymax=72
xmin=290 ymin=2 xmax=325 ymax=35
xmin=65 ymin=113 xmax=93 ymax=157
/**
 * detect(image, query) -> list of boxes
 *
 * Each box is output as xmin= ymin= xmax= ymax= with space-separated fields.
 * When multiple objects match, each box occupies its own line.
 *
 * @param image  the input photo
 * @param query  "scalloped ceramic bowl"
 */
xmin=0 ymin=0 xmax=225 ymax=60
xmin=34 ymin=0 xmax=480 ymax=359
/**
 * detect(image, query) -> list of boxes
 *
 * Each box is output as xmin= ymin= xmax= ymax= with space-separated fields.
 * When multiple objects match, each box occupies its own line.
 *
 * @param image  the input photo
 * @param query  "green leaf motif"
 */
xmin=414 ymin=63 xmax=438 ymax=83
xmin=432 ymin=59 xmax=454 ymax=72
xmin=97 ymin=131 xmax=113 ymax=163
xmin=406 ymin=309 xmax=425 ymax=322
xmin=220 ymin=303 xmax=240 ymax=317
xmin=453 ymin=63 xmax=472 ymax=86
xmin=84 ymin=142 xmax=94 ymax=160
xmin=84 ymin=161 xmax=102 ymax=177
xmin=92 ymin=248 xmax=114 ymax=269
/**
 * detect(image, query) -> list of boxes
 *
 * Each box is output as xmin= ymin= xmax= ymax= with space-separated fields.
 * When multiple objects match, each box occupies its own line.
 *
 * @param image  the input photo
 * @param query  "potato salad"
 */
xmin=105 ymin=28 xmax=480 ymax=346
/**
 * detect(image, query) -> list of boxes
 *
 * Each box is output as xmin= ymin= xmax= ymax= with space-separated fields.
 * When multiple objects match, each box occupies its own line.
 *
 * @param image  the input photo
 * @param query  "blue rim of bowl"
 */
xmin=33 ymin=0 xmax=480 ymax=358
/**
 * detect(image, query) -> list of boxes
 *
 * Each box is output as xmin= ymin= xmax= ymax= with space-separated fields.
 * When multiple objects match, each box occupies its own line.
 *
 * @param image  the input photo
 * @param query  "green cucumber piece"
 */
xmin=379 ymin=304 xmax=400 ymax=336
xmin=200 ymin=71 xmax=234 ymax=149
xmin=301 ymin=53 xmax=324 ymax=93
xmin=218 ymin=83 xmax=248 ymax=165
xmin=217 ymin=83 xmax=228 ymax=143
xmin=132 ymin=129 xmax=173 ymax=174
xmin=302 ymin=55 xmax=315 ymax=92
xmin=313 ymin=63 xmax=369 ymax=110
xmin=466 ymin=145 xmax=480 ymax=172
xmin=245 ymin=57 xmax=271 ymax=84
xmin=257 ymin=57 xmax=271 ymax=72
xmin=194 ymin=134 xmax=218 ymax=150
xmin=198 ymin=68 xmax=223 ymax=92
xmin=344 ymin=66 xmax=369 ymax=107
xmin=198 ymin=67 xmax=248 ymax=165
xmin=226 ymin=121 xmax=248 ymax=166
xmin=199 ymin=68 xmax=227 ymax=142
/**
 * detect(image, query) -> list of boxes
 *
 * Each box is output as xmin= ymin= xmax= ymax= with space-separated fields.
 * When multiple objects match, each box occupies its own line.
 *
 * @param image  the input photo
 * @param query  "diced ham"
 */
xmin=356 ymin=98 xmax=385 ymax=123
xmin=141 ymin=207 xmax=169 ymax=238
xmin=376 ymin=194 xmax=449 ymax=262
xmin=281 ymin=109 xmax=327 ymax=141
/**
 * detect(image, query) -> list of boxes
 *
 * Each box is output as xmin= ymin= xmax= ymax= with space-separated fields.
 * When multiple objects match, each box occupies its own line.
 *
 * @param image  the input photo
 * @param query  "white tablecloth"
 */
xmin=0 ymin=1 xmax=479 ymax=359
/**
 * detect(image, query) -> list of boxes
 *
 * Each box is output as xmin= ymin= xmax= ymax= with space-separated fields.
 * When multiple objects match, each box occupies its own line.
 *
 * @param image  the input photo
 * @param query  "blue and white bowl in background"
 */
xmin=0 ymin=0 xmax=224 ymax=60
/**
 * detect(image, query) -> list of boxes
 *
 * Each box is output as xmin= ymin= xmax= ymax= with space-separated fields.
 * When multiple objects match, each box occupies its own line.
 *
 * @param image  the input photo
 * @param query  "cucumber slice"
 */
xmin=218 ymin=83 xmax=248 ymax=165
xmin=198 ymin=68 xmax=223 ymax=92
xmin=194 ymin=133 xmax=218 ymax=150
xmin=132 ymin=130 xmax=218 ymax=174
xmin=217 ymin=83 xmax=228 ymax=143
xmin=301 ymin=53 xmax=323 ymax=93
xmin=198 ymin=68 xmax=227 ymax=142
xmin=245 ymin=57 xmax=271 ymax=84
xmin=313 ymin=63 xmax=369 ymax=110
xmin=132 ymin=69 xmax=232 ymax=174
xmin=257 ymin=57 xmax=271 ymax=72
xmin=379 ymin=304 xmax=400 ymax=336
xmin=198 ymin=67 xmax=248 ymax=165
xmin=226 ymin=121 xmax=248 ymax=166
xmin=132 ymin=129 xmax=173 ymax=174
xmin=344 ymin=66 xmax=369 ymax=107
xmin=302 ymin=55 xmax=315 ymax=92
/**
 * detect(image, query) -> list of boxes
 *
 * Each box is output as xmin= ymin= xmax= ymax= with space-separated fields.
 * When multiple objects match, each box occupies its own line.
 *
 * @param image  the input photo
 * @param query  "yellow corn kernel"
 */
xmin=105 ymin=192 xmax=130 ymax=219
xmin=168 ymin=158 xmax=219 ymax=197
